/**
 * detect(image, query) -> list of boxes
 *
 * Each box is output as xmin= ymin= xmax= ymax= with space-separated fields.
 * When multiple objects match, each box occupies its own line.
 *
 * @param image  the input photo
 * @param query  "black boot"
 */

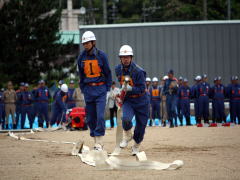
xmin=39 ymin=123 xmax=43 ymax=128
xmin=6 ymin=124 xmax=8 ymax=129
xmin=179 ymin=118 xmax=183 ymax=126
xmin=169 ymin=119 xmax=174 ymax=128
xmin=174 ymin=118 xmax=178 ymax=127
xmin=186 ymin=117 xmax=191 ymax=126
xmin=149 ymin=119 xmax=152 ymax=126
xmin=13 ymin=124 xmax=17 ymax=129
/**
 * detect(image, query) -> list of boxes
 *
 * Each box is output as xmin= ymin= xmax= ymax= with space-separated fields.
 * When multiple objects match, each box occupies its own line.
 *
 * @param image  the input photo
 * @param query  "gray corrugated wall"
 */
xmin=79 ymin=22 xmax=240 ymax=85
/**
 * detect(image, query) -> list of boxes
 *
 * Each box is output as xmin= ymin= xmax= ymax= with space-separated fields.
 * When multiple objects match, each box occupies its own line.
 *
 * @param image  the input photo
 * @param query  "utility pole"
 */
xmin=227 ymin=0 xmax=231 ymax=20
xmin=103 ymin=0 xmax=107 ymax=24
xmin=203 ymin=0 xmax=207 ymax=20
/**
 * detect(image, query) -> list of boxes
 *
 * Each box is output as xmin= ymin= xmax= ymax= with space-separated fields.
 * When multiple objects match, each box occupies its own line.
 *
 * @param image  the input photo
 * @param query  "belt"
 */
xmin=180 ymin=97 xmax=189 ymax=99
xmin=200 ymin=94 xmax=207 ymax=96
xmin=67 ymin=101 xmax=75 ymax=104
xmin=22 ymin=104 xmax=31 ymax=106
xmin=233 ymin=97 xmax=240 ymax=100
xmin=128 ymin=92 xmax=145 ymax=98
xmin=152 ymin=98 xmax=160 ymax=101
xmin=38 ymin=100 xmax=48 ymax=103
xmin=88 ymin=82 xmax=105 ymax=86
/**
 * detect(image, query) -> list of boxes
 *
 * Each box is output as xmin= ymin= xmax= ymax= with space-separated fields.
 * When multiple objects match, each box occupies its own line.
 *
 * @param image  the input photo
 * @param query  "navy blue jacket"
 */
xmin=77 ymin=47 xmax=112 ymax=92
xmin=115 ymin=62 xmax=146 ymax=96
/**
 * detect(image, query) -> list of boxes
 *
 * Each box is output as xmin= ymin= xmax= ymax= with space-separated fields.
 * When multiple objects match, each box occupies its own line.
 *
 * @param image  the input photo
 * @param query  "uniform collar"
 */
xmin=85 ymin=47 xmax=97 ymax=56
xmin=121 ymin=62 xmax=135 ymax=73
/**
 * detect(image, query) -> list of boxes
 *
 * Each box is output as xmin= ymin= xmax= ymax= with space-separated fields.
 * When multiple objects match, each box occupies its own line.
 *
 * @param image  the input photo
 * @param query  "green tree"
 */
xmin=0 ymin=0 xmax=76 ymax=88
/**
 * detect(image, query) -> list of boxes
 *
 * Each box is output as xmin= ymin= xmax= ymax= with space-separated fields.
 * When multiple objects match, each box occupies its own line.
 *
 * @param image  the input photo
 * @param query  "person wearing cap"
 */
xmin=31 ymin=82 xmax=41 ymax=126
xmin=178 ymin=78 xmax=192 ymax=126
xmin=66 ymin=80 xmax=76 ymax=109
xmin=3 ymin=81 xmax=17 ymax=129
xmin=115 ymin=45 xmax=149 ymax=155
xmin=227 ymin=76 xmax=240 ymax=124
xmin=77 ymin=31 xmax=112 ymax=151
xmin=177 ymin=76 xmax=184 ymax=126
xmin=20 ymin=83 xmax=34 ymax=129
xmin=163 ymin=69 xmax=178 ymax=128
xmin=53 ymin=80 xmax=64 ymax=100
xmin=145 ymin=77 xmax=152 ymax=126
xmin=149 ymin=77 xmax=161 ymax=126
xmin=50 ymin=84 xmax=68 ymax=127
xmin=15 ymin=82 xmax=25 ymax=129
xmin=209 ymin=77 xmax=226 ymax=125
xmin=191 ymin=76 xmax=201 ymax=125
xmin=35 ymin=80 xmax=51 ymax=128
xmin=0 ymin=89 xmax=4 ymax=129
xmin=196 ymin=74 xmax=210 ymax=125
xmin=160 ymin=76 xmax=168 ymax=127
xmin=107 ymin=81 xmax=120 ymax=128
xmin=226 ymin=76 xmax=236 ymax=123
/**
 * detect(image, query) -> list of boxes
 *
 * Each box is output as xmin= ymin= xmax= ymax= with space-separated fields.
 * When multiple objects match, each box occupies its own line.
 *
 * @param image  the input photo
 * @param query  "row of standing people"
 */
xmin=0 ymin=80 xmax=85 ymax=130
xmin=146 ymin=72 xmax=240 ymax=128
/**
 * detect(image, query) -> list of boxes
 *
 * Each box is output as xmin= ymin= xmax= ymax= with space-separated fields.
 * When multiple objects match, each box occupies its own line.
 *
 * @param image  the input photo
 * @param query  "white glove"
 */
xmin=126 ymin=84 xmax=132 ymax=92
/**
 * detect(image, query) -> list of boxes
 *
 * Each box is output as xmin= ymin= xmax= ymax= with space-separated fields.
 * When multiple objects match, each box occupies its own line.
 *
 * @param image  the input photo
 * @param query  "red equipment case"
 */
xmin=66 ymin=107 xmax=87 ymax=129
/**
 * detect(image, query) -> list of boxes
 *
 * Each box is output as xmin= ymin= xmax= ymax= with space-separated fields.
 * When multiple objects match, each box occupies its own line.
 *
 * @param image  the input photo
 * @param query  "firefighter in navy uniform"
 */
xmin=226 ymin=76 xmax=235 ymax=123
xmin=163 ymin=70 xmax=178 ymax=128
xmin=66 ymin=80 xmax=76 ymax=109
xmin=20 ymin=83 xmax=34 ymax=129
xmin=145 ymin=77 xmax=152 ymax=126
xmin=210 ymin=76 xmax=226 ymax=124
xmin=177 ymin=76 xmax=183 ymax=126
xmin=15 ymin=82 xmax=25 ymax=129
xmin=50 ymin=84 xmax=68 ymax=127
xmin=196 ymin=74 xmax=210 ymax=125
xmin=35 ymin=80 xmax=51 ymax=128
xmin=0 ymin=90 xmax=4 ymax=129
xmin=178 ymin=78 xmax=192 ymax=126
xmin=115 ymin=45 xmax=150 ymax=155
xmin=77 ymin=31 xmax=112 ymax=150
xmin=227 ymin=76 xmax=240 ymax=124
xmin=150 ymin=77 xmax=161 ymax=126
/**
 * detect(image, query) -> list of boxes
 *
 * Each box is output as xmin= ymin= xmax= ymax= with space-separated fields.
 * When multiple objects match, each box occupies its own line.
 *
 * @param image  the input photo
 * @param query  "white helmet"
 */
xmin=163 ymin=75 xmax=168 ymax=80
xmin=146 ymin=77 xmax=151 ymax=82
xmin=152 ymin=77 xmax=158 ymax=82
xmin=60 ymin=84 xmax=68 ymax=93
xmin=119 ymin=45 xmax=133 ymax=56
xmin=82 ymin=31 xmax=96 ymax=43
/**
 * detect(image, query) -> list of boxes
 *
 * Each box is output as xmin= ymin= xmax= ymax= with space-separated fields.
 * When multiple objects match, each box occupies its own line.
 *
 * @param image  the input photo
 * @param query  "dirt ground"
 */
xmin=0 ymin=125 xmax=240 ymax=180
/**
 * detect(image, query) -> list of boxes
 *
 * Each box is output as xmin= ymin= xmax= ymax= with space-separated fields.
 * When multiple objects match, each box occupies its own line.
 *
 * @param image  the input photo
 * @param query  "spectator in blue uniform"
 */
xmin=210 ymin=77 xmax=226 ymax=124
xmin=77 ymin=31 xmax=112 ymax=151
xmin=35 ymin=80 xmax=51 ymax=128
xmin=226 ymin=76 xmax=236 ymax=123
xmin=116 ymin=45 xmax=150 ymax=155
xmin=227 ymin=76 xmax=240 ymax=124
xmin=53 ymin=80 xmax=64 ymax=100
xmin=177 ymin=76 xmax=183 ymax=126
xmin=196 ymin=74 xmax=210 ymax=124
xmin=66 ymin=80 xmax=76 ymax=109
xmin=145 ymin=77 xmax=152 ymax=126
xmin=50 ymin=84 xmax=68 ymax=126
xmin=163 ymin=70 xmax=178 ymax=128
xmin=191 ymin=76 xmax=201 ymax=125
xmin=0 ymin=89 xmax=4 ymax=129
xmin=20 ymin=83 xmax=34 ymax=129
xmin=150 ymin=77 xmax=161 ymax=126
xmin=178 ymin=78 xmax=192 ymax=126
xmin=16 ymin=82 xmax=25 ymax=128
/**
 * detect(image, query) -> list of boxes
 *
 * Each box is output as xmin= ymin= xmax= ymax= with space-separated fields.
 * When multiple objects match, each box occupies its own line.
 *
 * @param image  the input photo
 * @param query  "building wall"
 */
xmin=79 ymin=21 xmax=240 ymax=85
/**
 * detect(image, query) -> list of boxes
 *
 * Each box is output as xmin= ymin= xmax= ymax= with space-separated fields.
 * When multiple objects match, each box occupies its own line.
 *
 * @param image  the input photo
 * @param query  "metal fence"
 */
xmin=79 ymin=20 xmax=240 ymax=85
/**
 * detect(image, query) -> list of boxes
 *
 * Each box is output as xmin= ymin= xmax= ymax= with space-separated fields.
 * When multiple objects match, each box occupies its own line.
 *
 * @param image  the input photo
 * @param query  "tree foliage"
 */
xmin=0 ymin=0 xmax=76 ymax=87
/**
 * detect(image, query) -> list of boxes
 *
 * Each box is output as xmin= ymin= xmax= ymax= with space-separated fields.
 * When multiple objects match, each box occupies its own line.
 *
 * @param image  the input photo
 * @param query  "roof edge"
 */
xmin=79 ymin=20 xmax=240 ymax=30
